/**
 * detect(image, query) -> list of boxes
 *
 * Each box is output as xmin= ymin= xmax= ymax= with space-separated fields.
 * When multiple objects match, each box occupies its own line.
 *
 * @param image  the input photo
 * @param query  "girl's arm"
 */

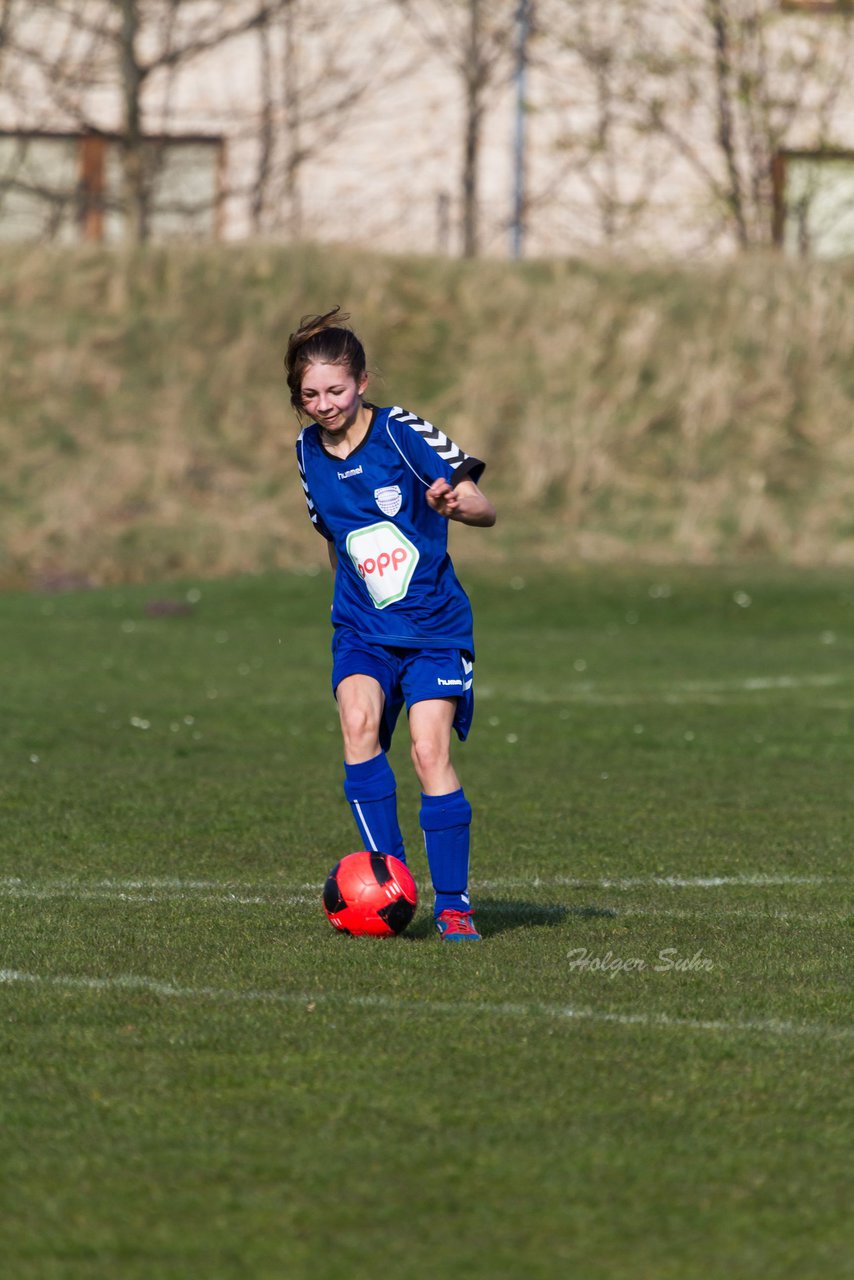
xmin=426 ymin=477 xmax=497 ymax=528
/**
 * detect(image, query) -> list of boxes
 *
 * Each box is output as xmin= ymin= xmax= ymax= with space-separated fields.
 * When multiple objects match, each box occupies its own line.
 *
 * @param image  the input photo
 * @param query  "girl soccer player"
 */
xmin=286 ymin=308 xmax=496 ymax=940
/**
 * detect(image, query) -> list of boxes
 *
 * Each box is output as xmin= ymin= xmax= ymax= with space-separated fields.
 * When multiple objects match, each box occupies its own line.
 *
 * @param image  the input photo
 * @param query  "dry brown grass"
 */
xmin=1 ymin=243 xmax=852 ymax=586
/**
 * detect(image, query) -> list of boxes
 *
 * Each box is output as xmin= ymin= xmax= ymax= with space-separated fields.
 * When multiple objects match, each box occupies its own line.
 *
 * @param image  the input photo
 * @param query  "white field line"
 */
xmin=1 ymin=872 xmax=843 ymax=893
xmin=478 ymin=672 xmax=849 ymax=705
xmin=480 ymin=874 xmax=846 ymax=890
xmin=0 ymin=880 xmax=313 ymax=906
xmin=0 ymin=872 xmax=846 ymax=906
xmin=485 ymin=902 xmax=843 ymax=922
xmin=613 ymin=907 xmax=841 ymax=922
xmin=0 ymin=968 xmax=850 ymax=1042
xmin=0 ymin=891 xmax=312 ymax=906
xmin=0 ymin=887 xmax=839 ymax=922
xmin=0 ymin=876 xmax=321 ymax=893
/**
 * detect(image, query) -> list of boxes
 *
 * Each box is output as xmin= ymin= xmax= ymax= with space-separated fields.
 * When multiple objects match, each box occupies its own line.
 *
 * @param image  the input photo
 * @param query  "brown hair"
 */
xmin=284 ymin=307 xmax=367 ymax=412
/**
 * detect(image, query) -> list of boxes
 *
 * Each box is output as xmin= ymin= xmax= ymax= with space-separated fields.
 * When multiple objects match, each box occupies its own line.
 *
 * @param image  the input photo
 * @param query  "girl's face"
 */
xmin=300 ymin=361 xmax=368 ymax=434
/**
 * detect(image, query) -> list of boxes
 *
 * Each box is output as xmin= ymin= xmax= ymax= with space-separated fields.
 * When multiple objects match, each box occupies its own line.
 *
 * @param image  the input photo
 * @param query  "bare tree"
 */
xmin=114 ymin=1 xmax=295 ymax=243
xmin=395 ymin=0 xmax=518 ymax=256
xmin=5 ymin=0 xmax=853 ymax=255
xmin=251 ymin=0 xmax=274 ymax=233
xmin=0 ymin=0 xmax=16 ymax=64
xmin=535 ymin=0 xmax=676 ymax=250
xmin=242 ymin=0 xmax=421 ymax=241
xmin=646 ymin=0 xmax=854 ymax=249
xmin=536 ymin=0 xmax=854 ymax=254
xmin=2 ymin=0 xmax=421 ymax=244
xmin=118 ymin=0 xmax=146 ymax=242
xmin=280 ymin=0 xmax=302 ymax=238
xmin=1 ymin=1 xmax=294 ymax=244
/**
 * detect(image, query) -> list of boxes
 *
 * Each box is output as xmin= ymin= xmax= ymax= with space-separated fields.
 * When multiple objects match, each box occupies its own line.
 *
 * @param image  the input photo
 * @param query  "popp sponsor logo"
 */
xmin=345 ymin=521 xmax=420 ymax=609
xmin=355 ymin=546 xmax=409 ymax=580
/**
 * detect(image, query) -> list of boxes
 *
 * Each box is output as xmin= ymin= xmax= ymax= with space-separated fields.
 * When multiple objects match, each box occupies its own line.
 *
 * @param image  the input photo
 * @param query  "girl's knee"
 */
xmin=340 ymin=702 xmax=381 ymax=754
xmin=409 ymin=735 xmax=449 ymax=783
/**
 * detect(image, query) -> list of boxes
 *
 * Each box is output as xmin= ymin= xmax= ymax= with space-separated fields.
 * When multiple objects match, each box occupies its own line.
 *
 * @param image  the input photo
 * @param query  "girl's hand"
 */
xmin=426 ymin=477 xmax=497 ymax=527
xmin=426 ymin=477 xmax=460 ymax=517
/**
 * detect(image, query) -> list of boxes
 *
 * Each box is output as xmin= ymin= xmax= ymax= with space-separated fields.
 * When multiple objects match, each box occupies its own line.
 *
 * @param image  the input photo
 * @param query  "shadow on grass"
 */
xmin=478 ymin=899 xmax=617 ymax=938
xmin=406 ymin=899 xmax=617 ymax=940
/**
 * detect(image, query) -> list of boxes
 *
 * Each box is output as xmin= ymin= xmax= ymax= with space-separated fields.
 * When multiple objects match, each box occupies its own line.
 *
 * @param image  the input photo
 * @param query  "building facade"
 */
xmin=1 ymin=0 xmax=853 ymax=259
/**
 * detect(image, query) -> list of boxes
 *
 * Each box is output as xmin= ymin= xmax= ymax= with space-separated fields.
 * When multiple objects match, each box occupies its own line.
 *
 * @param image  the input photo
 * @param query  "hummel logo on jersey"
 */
xmin=437 ymin=677 xmax=463 ymax=687
xmin=374 ymin=485 xmax=402 ymax=517
xmin=338 ymin=465 xmax=363 ymax=480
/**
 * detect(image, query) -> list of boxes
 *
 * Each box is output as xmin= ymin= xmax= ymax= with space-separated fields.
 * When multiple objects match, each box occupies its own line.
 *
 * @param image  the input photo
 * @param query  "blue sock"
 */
xmin=343 ymin=754 xmax=406 ymax=864
xmin=419 ymin=788 xmax=472 ymax=917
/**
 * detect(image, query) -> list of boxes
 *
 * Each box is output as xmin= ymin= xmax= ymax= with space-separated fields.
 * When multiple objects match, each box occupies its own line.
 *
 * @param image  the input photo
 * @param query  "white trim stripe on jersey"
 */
xmin=297 ymin=429 xmax=323 ymax=530
xmin=389 ymin=406 xmax=472 ymax=472
xmin=384 ymin=420 xmax=429 ymax=488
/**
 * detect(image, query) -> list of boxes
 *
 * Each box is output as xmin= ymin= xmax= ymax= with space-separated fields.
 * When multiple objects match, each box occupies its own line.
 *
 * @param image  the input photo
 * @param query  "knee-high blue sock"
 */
xmin=419 ymin=788 xmax=472 ymax=917
xmin=343 ymin=754 xmax=406 ymax=864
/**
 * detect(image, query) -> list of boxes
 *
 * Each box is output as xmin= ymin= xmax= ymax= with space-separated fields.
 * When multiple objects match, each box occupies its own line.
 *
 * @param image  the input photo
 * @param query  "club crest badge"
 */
xmin=374 ymin=485 xmax=402 ymax=517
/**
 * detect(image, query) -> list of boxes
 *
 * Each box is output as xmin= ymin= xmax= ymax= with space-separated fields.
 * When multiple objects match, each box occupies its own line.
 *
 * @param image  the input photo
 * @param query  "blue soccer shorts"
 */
xmin=331 ymin=630 xmax=474 ymax=752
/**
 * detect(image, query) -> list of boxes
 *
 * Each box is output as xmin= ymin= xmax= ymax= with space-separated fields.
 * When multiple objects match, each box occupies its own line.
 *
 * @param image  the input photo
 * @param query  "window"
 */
xmin=0 ymin=131 xmax=224 ymax=242
xmin=102 ymin=139 xmax=224 ymax=243
xmin=0 ymin=134 xmax=80 ymax=242
xmin=774 ymin=151 xmax=854 ymax=257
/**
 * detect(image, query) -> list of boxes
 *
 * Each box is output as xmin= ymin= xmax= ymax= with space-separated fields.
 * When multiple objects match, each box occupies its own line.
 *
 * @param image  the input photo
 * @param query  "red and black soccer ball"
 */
xmin=323 ymin=851 xmax=418 ymax=937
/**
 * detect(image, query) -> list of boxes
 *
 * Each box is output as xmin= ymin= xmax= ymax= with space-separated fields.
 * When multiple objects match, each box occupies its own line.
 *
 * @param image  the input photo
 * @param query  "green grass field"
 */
xmin=1 ymin=565 xmax=851 ymax=1279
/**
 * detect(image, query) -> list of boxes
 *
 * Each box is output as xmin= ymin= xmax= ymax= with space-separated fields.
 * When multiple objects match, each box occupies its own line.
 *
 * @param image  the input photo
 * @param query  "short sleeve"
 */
xmin=296 ymin=430 xmax=333 ymax=540
xmin=386 ymin=407 xmax=485 ymax=487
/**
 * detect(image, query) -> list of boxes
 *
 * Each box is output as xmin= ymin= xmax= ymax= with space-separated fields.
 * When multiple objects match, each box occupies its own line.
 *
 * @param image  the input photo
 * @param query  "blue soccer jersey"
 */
xmin=296 ymin=405 xmax=485 ymax=651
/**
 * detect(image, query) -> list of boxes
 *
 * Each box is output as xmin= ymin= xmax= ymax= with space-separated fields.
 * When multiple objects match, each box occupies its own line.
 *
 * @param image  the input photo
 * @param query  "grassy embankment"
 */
xmin=1 ymin=244 xmax=853 ymax=585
